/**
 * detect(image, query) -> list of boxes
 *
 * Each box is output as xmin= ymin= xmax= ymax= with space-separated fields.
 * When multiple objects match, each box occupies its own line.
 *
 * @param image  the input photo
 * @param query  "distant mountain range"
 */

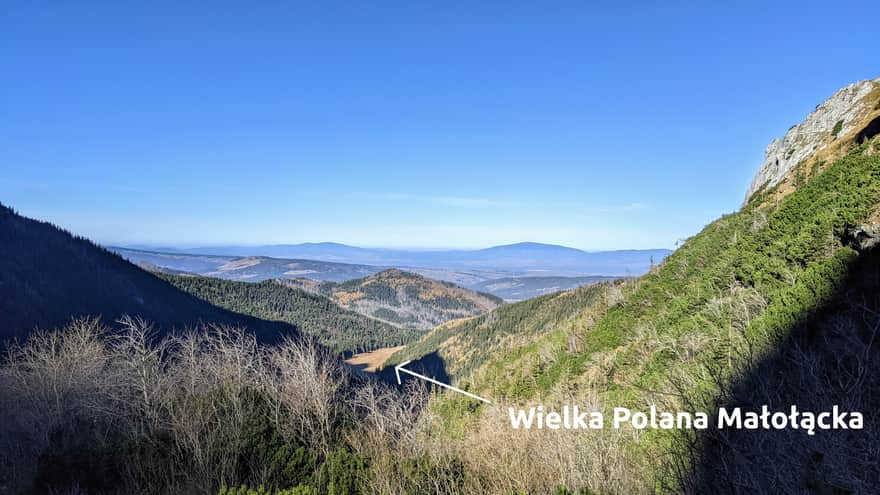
xmin=116 ymin=242 xmax=671 ymax=276
xmin=111 ymin=244 xmax=670 ymax=300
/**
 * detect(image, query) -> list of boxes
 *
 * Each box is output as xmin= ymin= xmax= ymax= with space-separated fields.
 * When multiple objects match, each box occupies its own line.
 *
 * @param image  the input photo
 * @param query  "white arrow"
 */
xmin=394 ymin=359 xmax=492 ymax=404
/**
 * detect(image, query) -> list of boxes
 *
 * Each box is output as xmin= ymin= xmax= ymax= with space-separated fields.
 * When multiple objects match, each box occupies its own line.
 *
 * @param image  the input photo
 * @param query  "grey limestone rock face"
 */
xmin=745 ymin=78 xmax=880 ymax=202
xmin=844 ymin=223 xmax=880 ymax=253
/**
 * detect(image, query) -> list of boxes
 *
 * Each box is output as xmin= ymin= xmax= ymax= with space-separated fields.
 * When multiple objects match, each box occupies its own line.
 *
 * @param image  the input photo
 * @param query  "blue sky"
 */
xmin=2 ymin=2 xmax=878 ymax=250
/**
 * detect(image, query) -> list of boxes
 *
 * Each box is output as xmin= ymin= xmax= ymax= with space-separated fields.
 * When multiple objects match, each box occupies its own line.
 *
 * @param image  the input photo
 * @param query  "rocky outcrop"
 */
xmin=844 ymin=223 xmax=880 ymax=253
xmin=745 ymin=77 xmax=880 ymax=202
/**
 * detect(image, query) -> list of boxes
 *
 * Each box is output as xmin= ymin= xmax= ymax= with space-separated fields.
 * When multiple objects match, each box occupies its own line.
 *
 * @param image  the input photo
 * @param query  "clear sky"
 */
xmin=2 ymin=2 xmax=878 ymax=250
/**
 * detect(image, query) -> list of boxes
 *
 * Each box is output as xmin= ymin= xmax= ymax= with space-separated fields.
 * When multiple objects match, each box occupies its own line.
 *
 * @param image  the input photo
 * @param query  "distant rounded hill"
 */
xmin=282 ymin=269 xmax=504 ymax=330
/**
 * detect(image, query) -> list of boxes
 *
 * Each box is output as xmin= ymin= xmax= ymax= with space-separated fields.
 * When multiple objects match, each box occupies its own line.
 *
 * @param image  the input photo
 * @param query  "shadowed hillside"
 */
xmin=0 ymin=204 xmax=298 ymax=345
xmin=672 ymin=244 xmax=880 ymax=493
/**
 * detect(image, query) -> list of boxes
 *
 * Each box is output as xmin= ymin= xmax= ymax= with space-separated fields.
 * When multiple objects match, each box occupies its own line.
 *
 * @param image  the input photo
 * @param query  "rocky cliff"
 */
xmin=746 ymin=77 xmax=880 ymax=202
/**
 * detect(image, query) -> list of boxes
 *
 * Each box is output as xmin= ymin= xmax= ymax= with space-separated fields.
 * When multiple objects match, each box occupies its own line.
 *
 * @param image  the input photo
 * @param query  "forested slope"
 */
xmin=284 ymin=269 xmax=502 ymax=330
xmin=163 ymin=274 xmax=422 ymax=355
xmin=388 ymin=281 xmax=617 ymax=379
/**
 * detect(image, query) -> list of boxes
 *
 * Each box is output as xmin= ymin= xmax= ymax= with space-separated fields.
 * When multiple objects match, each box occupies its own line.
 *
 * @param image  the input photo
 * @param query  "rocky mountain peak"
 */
xmin=745 ymin=77 xmax=880 ymax=203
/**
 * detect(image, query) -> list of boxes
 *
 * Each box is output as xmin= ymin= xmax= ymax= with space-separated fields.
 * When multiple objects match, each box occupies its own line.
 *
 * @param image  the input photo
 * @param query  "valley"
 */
xmin=6 ymin=80 xmax=880 ymax=491
xmin=3 ymin=6 xmax=877 ymax=490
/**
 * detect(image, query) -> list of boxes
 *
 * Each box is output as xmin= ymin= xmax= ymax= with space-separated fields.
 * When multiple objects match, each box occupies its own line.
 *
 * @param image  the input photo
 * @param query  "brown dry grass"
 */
xmin=333 ymin=290 xmax=365 ymax=305
xmin=345 ymin=345 xmax=405 ymax=372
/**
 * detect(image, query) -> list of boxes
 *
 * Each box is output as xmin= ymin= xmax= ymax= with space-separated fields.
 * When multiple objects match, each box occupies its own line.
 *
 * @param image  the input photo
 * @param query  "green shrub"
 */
xmin=315 ymin=448 xmax=368 ymax=495
xmin=218 ymin=484 xmax=318 ymax=495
